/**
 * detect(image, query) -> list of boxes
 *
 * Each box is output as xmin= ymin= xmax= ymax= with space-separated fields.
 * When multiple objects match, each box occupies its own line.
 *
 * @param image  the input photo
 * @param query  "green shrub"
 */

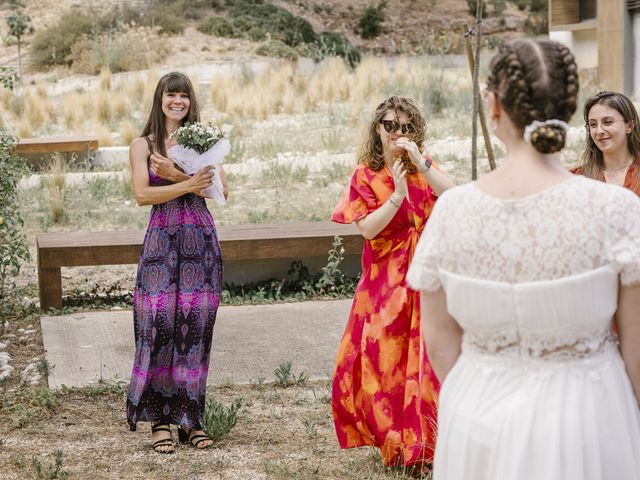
xmin=359 ymin=1 xmax=386 ymax=39
xmin=247 ymin=25 xmax=267 ymax=41
xmin=0 ymin=126 xmax=29 ymax=313
xmin=141 ymin=4 xmax=185 ymax=35
xmin=202 ymin=397 xmax=242 ymax=443
xmin=313 ymin=31 xmax=361 ymax=68
xmin=228 ymin=0 xmax=316 ymax=46
xmin=197 ymin=16 xmax=238 ymax=37
xmin=524 ymin=15 xmax=548 ymax=36
xmin=70 ymin=26 xmax=169 ymax=74
xmin=31 ymin=449 xmax=69 ymax=480
xmin=466 ymin=0 xmax=487 ymax=16
xmin=30 ymin=10 xmax=95 ymax=67
xmin=256 ymin=40 xmax=298 ymax=60
xmin=513 ymin=0 xmax=547 ymax=13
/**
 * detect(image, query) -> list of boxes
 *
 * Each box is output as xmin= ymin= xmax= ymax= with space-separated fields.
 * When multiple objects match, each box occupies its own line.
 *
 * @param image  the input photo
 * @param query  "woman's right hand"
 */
xmin=391 ymin=159 xmax=408 ymax=199
xmin=188 ymin=166 xmax=215 ymax=194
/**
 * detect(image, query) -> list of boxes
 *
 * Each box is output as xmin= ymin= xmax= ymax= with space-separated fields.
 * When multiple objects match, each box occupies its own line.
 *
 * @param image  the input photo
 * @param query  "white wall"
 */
xmin=634 ymin=12 xmax=640 ymax=100
xmin=550 ymin=29 xmax=598 ymax=70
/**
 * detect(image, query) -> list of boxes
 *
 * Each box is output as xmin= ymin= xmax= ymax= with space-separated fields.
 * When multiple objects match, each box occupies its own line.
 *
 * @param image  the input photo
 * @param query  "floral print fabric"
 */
xmin=331 ymin=163 xmax=440 ymax=467
xmin=126 ymin=158 xmax=223 ymax=431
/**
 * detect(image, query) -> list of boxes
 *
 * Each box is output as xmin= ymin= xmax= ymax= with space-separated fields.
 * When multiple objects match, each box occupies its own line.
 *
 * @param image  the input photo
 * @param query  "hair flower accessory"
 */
xmin=168 ymin=122 xmax=232 ymax=205
xmin=523 ymin=119 xmax=570 ymax=144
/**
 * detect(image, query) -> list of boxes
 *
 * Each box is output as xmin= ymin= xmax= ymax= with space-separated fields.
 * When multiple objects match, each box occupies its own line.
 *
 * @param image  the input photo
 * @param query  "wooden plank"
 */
xmin=16 ymin=136 xmax=99 ymax=155
xmin=36 ymin=222 xmax=364 ymax=267
xmin=38 ymin=267 xmax=62 ymax=310
xmin=549 ymin=0 xmax=581 ymax=27
xmin=597 ymin=0 xmax=625 ymax=91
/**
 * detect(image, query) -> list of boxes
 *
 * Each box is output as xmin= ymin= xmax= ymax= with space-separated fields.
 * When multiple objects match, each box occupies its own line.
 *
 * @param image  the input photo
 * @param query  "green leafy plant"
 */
xmin=0 ymin=117 xmax=30 ymax=317
xmin=31 ymin=449 xmax=69 ymax=480
xmin=256 ymin=40 xmax=299 ymax=60
xmin=310 ymin=31 xmax=361 ymax=68
xmin=315 ymin=235 xmax=354 ymax=296
xmin=197 ymin=16 xmax=238 ymax=37
xmin=202 ymin=397 xmax=242 ymax=443
xmin=274 ymin=360 xmax=307 ymax=387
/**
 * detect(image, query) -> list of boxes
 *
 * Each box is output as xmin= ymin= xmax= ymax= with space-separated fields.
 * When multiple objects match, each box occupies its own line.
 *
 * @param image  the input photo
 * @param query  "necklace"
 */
xmin=604 ymin=158 xmax=633 ymax=173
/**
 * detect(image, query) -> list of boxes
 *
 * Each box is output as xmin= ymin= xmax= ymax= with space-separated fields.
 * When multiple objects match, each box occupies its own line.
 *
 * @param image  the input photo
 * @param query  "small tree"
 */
xmin=5 ymin=0 xmax=34 ymax=81
xmin=0 ymin=67 xmax=29 ymax=319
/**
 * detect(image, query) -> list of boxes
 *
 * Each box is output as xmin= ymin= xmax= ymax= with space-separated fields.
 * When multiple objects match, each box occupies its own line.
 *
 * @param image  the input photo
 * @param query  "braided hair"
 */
xmin=487 ymin=39 xmax=579 ymax=154
xmin=359 ymin=96 xmax=426 ymax=174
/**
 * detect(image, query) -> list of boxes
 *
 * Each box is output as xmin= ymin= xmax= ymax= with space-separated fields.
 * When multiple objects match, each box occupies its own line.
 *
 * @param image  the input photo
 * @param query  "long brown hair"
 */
xmin=359 ymin=96 xmax=426 ymax=174
xmin=487 ymin=38 xmax=579 ymax=154
xmin=141 ymin=72 xmax=200 ymax=156
xmin=579 ymin=91 xmax=640 ymax=189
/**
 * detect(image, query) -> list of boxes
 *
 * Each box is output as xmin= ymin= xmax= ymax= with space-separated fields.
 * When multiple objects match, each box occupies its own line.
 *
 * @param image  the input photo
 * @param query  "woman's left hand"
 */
xmin=150 ymin=152 xmax=184 ymax=182
xmin=394 ymin=137 xmax=424 ymax=167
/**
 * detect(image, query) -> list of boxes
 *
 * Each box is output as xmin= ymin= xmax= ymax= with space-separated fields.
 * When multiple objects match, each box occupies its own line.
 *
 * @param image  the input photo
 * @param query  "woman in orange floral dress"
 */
xmin=573 ymin=91 xmax=640 ymax=195
xmin=331 ymin=96 xmax=455 ymax=469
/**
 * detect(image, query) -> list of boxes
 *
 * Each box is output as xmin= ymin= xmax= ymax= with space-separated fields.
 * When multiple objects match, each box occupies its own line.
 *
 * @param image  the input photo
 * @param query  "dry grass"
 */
xmin=1 ymin=56 xmax=475 ymax=146
xmin=45 ymin=154 xmax=67 ymax=224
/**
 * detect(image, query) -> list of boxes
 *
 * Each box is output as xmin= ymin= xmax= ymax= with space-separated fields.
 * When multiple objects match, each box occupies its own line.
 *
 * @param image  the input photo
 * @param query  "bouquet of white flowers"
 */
xmin=168 ymin=122 xmax=232 ymax=205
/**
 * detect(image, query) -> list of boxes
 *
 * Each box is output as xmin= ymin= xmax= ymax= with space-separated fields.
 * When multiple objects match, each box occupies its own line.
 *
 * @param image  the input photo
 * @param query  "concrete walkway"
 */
xmin=40 ymin=299 xmax=351 ymax=389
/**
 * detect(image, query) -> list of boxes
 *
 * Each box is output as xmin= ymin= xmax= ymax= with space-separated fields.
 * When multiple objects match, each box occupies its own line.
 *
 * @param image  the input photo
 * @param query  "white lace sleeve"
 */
xmin=407 ymin=194 xmax=447 ymax=292
xmin=607 ymin=188 xmax=640 ymax=286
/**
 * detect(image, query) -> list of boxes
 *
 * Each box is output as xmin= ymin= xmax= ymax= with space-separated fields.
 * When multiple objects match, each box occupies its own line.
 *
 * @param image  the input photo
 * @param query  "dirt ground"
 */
xmin=0 ymin=311 xmax=430 ymax=480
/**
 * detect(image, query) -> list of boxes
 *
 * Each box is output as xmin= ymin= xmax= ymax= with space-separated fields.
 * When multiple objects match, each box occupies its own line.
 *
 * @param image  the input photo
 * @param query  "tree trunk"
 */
xmin=465 ymin=30 xmax=496 ymax=171
xmin=17 ymin=41 xmax=22 ymax=82
xmin=471 ymin=0 xmax=484 ymax=180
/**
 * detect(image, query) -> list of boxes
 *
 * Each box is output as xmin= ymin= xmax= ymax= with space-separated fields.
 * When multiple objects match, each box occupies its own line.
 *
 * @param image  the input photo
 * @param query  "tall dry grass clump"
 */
xmin=113 ymin=93 xmax=131 ymax=120
xmin=24 ymin=92 xmax=50 ymax=132
xmin=17 ymin=120 xmax=31 ymax=138
xmin=61 ymin=92 xmax=83 ymax=130
xmin=95 ymin=125 xmax=114 ymax=147
xmin=120 ymin=165 xmax=134 ymax=199
xmin=120 ymin=120 xmax=137 ymax=146
xmin=46 ymin=154 xmax=67 ymax=224
xmin=99 ymin=68 xmax=112 ymax=91
xmin=96 ymin=90 xmax=112 ymax=124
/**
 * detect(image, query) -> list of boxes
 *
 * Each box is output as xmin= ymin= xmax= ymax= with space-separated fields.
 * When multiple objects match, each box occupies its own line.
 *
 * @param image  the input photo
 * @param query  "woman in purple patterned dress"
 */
xmin=126 ymin=72 xmax=227 ymax=453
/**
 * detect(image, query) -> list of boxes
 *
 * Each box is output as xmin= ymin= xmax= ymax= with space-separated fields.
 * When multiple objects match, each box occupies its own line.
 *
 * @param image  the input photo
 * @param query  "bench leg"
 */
xmin=39 ymin=267 xmax=62 ymax=311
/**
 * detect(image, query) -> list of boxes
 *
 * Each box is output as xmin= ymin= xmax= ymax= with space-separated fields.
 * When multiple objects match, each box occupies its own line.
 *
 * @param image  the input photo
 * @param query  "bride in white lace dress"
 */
xmin=407 ymin=38 xmax=640 ymax=479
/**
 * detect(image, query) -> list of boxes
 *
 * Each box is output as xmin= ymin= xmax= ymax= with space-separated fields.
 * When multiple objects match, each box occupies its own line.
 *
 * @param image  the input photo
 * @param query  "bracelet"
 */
xmin=417 ymin=156 xmax=433 ymax=173
xmin=389 ymin=195 xmax=402 ymax=208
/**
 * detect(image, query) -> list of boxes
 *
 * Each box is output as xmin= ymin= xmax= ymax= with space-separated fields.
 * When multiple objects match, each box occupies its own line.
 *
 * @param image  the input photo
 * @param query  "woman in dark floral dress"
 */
xmin=126 ymin=72 xmax=228 ymax=453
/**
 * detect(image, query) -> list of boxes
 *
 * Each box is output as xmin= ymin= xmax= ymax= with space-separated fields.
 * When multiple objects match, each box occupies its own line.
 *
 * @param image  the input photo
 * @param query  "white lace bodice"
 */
xmin=407 ymin=176 xmax=640 ymax=361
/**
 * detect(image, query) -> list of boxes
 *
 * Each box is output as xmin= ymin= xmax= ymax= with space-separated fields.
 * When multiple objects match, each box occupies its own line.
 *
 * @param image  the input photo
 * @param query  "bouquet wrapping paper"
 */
xmin=168 ymin=138 xmax=230 ymax=205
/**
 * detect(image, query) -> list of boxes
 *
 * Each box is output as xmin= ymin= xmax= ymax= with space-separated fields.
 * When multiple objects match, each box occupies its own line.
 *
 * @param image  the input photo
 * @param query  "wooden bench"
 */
xmin=16 ymin=135 xmax=99 ymax=155
xmin=36 ymin=221 xmax=364 ymax=310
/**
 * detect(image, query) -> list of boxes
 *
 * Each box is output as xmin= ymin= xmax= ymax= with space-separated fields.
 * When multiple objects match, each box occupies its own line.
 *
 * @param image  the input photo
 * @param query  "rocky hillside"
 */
xmin=0 ymin=0 xmax=537 ymax=76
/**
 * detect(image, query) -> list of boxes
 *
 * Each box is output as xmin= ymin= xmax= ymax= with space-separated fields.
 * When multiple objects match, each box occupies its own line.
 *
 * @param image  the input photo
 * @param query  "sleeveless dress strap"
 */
xmin=144 ymin=136 xmax=154 ymax=156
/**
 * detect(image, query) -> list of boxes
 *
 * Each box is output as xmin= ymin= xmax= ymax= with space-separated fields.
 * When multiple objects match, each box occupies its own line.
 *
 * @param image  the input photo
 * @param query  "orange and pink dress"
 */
xmin=330 ymin=162 xmax=440 ymax=467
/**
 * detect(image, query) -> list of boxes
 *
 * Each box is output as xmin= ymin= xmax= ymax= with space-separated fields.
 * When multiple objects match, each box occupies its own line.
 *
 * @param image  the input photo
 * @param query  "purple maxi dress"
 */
xmin=127 ymin=138 xmax=223 ymax=431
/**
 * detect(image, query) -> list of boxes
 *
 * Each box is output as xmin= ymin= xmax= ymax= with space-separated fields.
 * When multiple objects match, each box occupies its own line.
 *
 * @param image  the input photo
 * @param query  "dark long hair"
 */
xmin=359 ymin=96 xmax=426 ymax=174
xmin=579 ymin=91 xmax=640 ymax=189
xmin=141 ymin=72 xmax=200 ymax=156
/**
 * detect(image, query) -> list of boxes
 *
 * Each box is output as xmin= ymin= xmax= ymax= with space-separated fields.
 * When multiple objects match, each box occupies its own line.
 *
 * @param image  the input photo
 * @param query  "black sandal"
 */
xmin=178 ymin=426 xmax=212 ymax=449
xmin=151 ymin=423 xmax=175 ymax=454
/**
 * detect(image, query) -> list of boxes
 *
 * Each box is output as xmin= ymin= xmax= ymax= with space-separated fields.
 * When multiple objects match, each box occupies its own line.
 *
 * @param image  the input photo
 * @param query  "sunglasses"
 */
xmin=380 ymin=120 xmax=416 ymax=134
